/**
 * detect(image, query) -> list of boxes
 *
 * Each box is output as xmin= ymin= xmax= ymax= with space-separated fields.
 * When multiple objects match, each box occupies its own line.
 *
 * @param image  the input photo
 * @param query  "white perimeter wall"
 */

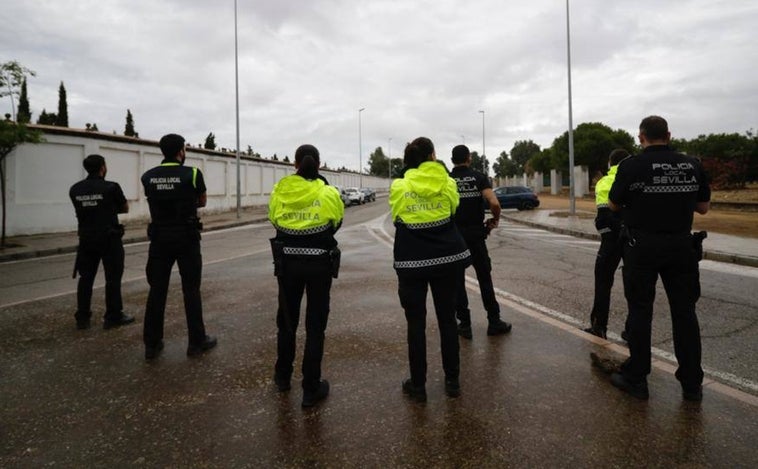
xmin=2 ymin=129 xmax=388 ymax=236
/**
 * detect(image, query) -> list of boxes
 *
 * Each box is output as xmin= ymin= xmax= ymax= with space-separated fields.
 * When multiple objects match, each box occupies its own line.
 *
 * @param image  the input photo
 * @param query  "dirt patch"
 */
xmin=536 ymin=193 xmax=758 ymax=239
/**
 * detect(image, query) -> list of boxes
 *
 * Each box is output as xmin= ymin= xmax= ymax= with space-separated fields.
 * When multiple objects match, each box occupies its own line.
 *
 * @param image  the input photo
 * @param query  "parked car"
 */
xmin=360 ymin=187 xmax=376 ymax=202
xmin=491 ymin=186 xmax=540 ymax=210
xmin=344 ymin=187 xmax=365 ymax=206
xmin=332 ymin=185 xmax=350 ymax=206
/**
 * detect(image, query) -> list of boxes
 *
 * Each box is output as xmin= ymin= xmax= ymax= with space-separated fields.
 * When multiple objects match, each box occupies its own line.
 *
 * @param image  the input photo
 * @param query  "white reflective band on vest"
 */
xmin=283 ymin=247 xmax=328 ymax=256
xmin=394 ymin=249 xmax=470 ymax=269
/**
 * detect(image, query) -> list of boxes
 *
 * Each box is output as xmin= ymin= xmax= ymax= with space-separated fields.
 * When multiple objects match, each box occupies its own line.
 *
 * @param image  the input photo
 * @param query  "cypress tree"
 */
xmin=204 ymin=132 xmax=216 ymax=150
xmin=56 ymin=81 xmax=68 ymax=127
xmin=17 ymin=78 xmax=31 ymax=124
xmin=124 ymin=109 xmax=135 ymax=136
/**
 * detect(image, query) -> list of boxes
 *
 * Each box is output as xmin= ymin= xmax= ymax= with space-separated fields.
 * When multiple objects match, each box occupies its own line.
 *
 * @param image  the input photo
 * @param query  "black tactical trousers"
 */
xmin=274 ymin=258 xmax=332 ymax=393
xmin=456 ymin=233 xmax=500 ymax=325
xmin=589 ymin=231 xmax=624 ymax=331
xmin=621 ymin=232 xmax=703 ymax=389
xmin=399 ymin=268 xmax=461 ymax=387
xmin=75 ymin=234 xmax=124 ymax=322
xmin=143 ymin=231 xmax=206 ymax=348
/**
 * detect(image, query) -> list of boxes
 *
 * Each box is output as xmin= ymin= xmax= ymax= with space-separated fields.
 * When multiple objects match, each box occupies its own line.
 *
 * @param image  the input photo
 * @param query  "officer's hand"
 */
xmin=486 ymin=217 xmax=499 ymax=229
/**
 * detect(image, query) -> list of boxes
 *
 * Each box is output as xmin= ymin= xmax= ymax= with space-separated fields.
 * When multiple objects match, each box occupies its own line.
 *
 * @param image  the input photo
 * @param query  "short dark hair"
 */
xmin=294 ymin=144 xmax=320 ymax=180
xmin=608 ymin=149 xmax=630 ymax=166
xmin=83 ymin=154 xmax=105 ymax=175
xmin=451 ymin=145 xmax=470 ymax=164
xmin=159 ymin=133 xmax=185 ymax=159
xmin=639 ymin=116 xmax=669 ymax=141
xmin=404 ymin=137 xmax=435 ymax=169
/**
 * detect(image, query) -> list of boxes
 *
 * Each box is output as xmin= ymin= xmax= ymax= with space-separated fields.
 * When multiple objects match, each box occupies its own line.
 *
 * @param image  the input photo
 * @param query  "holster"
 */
xmin=270 ymin=238 xmax=286 ymax=277
xmin=329 ymin=247 xmax=341 ymax=279
xmin=692 ymin=231 xmax=707 ymax=261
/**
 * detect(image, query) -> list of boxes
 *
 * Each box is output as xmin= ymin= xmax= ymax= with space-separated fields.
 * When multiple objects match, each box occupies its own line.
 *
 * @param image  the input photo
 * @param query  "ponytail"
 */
xmin=297 ymin=155 xmax=319 ymax=180
xmin=294 ymin=144 xmax=321 ymax=180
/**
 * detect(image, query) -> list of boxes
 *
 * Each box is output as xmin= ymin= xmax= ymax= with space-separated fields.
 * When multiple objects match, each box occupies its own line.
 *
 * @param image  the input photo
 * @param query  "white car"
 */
xmin=344 ymin=187 xmax=365 ymax=206
xmin=332 ymin=185 xmax=350 ymax=206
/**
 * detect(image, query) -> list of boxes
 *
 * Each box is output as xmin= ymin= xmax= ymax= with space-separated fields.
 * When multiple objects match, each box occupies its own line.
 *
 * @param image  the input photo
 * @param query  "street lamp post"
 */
xmin=478 ymin=110 xmax=486 ymax=174
xmin=566 ymin=0 xmax=576 ymax=215
xmin=358 ymin=107 xmax=365 ymax=188
xmin=234 ymin=0 xmax=241 ymax=219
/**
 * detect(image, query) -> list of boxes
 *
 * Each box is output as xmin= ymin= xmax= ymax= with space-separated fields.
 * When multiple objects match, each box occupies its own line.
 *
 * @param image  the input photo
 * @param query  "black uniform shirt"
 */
xmin=609 ymin=145 xmax=710 ymax=234
xmin=450 ymin=165 xmax=491 ymax=228
xmin=141 ymin=161 xmax=207 ymax=225
xmin=69 ymin=175 xmax=127 ymax=233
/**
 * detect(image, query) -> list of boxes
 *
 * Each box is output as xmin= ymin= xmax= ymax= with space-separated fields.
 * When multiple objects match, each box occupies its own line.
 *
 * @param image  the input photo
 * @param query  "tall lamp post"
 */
xmin=234 ymin=0 xmax=241 ymax=218
xmin=478 ymin=110 xmax=486 ymax=174
xmin=566 ymin=0 xmax=576 ymax=215
xmin=358 ymin=107 xmax=365 ymax=188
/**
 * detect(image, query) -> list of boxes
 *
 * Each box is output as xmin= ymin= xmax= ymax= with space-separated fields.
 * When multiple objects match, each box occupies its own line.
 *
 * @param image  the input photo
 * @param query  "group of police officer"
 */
xmin=583 ymin=116 xmax=710 ymax=401
xmin=70 ymin=115 xmax=710 ymax=404
xmin=70 ymin=133 xmax=216 ymax=360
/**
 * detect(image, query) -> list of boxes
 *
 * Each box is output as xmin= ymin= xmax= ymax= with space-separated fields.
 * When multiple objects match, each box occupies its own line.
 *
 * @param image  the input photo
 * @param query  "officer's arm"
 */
xmin=608 ymin=199 xmax=622 ymax=212
xmin=482 ymin=188 xmax=501 ymax=226
xmin=695 ymin=201 xmax=710 ymax=214
xmin=197 ymin=193 xmax=207 ymax=208
xmin=119 ymin=201 xmax=129 ymax=214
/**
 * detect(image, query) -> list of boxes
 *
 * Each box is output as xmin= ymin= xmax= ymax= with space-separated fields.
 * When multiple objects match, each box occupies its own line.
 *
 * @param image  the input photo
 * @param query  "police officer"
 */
xmin=584 ymin=149 xmax=630 ymax=339
xmin=268 ymin=144 xmax=344 ymax=408
xmin=390 ymin=137 xmax=471 ymax=402
xmin=449 ymin=145 xmax=512 ymax=339
xmin=141 ymin=134 xmax=216 ymax=360
xmin=608 ymin=116 xmax=710 ymax=401
xmin=69 ymin=154 xmax=134 ymax=330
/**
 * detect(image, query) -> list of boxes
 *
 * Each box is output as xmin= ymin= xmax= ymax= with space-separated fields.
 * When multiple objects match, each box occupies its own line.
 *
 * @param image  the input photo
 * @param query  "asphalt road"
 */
xmin=1 ymin=200 xmax=757 ymax=466
xmin=2 ymin=201 xmax=757 ymax=391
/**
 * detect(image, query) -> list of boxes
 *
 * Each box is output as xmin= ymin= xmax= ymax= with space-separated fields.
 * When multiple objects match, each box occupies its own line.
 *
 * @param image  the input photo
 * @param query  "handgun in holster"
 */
xmin=692 ymin=231 xmax=707 ymax=261
xmin=329 ymin=247 xmax=341 ymax=279
xmin=270 ymin=238 xmax=286 ymax=277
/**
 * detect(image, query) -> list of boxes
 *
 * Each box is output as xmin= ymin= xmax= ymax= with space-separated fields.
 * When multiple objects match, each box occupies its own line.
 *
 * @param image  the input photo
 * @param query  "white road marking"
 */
xmin=372 ymin=219 xmax=758 ymax=406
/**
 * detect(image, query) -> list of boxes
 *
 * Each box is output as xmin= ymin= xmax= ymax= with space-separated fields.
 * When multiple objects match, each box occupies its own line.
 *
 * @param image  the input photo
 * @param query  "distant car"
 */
xmin=492 ymin=186 xmax=540 ymax=210
xmin=344 ymin=187 xmax=365 ymax=206
xmin=332 ymin=185 xmax=349 ymax=206
xmin=360 ymin=187 xmax=376 ymax=202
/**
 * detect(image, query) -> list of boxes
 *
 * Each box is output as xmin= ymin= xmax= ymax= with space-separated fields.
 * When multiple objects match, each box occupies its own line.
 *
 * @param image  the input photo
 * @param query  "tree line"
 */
xmin=365 ymin=122 xmax=757 ymax=190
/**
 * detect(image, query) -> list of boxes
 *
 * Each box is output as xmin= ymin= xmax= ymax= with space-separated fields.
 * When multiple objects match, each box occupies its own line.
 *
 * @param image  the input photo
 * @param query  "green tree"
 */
xmin=283 ymin=155 xmax=290 ymax=163
xmin=676 ymin=131 xmax=757 ymax=188
xmin=204 ymin=132 xmax=216 ymax=150
xmin=56 ymin=82 xmax=68 ymax=127
xmin=492 ymin=151 xmax=520 ymax=178
xmin=367 ymin=146 xmax=389 ymax=176
xmin=0 ymin=120 xmax=43 ymax=245
xmin=17 ymin=78 xmax=31 ymax=124
xmin=36 ymin=108 xmax=57 ymax=125
xmin=549 ymin=122 xmax=635 ymax=175
xmin=470 ymin=151 xmax=490 ymax=175
xmin=0 ymin=61 xmax=36 ymax=121
xmin=124 ymin=109 xmax=135 ymax=136
xmin=510 ymin=140 xmax=541 ymax=173
xmin=528 ymin=149 xmax=553 ymax=175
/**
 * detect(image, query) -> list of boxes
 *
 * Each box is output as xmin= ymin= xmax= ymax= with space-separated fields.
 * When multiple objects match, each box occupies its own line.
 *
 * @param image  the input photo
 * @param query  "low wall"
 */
xmin=1 ymin=126 xmax=388 ymax=236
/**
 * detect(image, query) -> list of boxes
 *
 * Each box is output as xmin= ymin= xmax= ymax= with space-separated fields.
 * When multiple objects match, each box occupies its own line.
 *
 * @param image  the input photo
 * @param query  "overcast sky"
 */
xmin=2 ymin=0 xmax=757 ymax=170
